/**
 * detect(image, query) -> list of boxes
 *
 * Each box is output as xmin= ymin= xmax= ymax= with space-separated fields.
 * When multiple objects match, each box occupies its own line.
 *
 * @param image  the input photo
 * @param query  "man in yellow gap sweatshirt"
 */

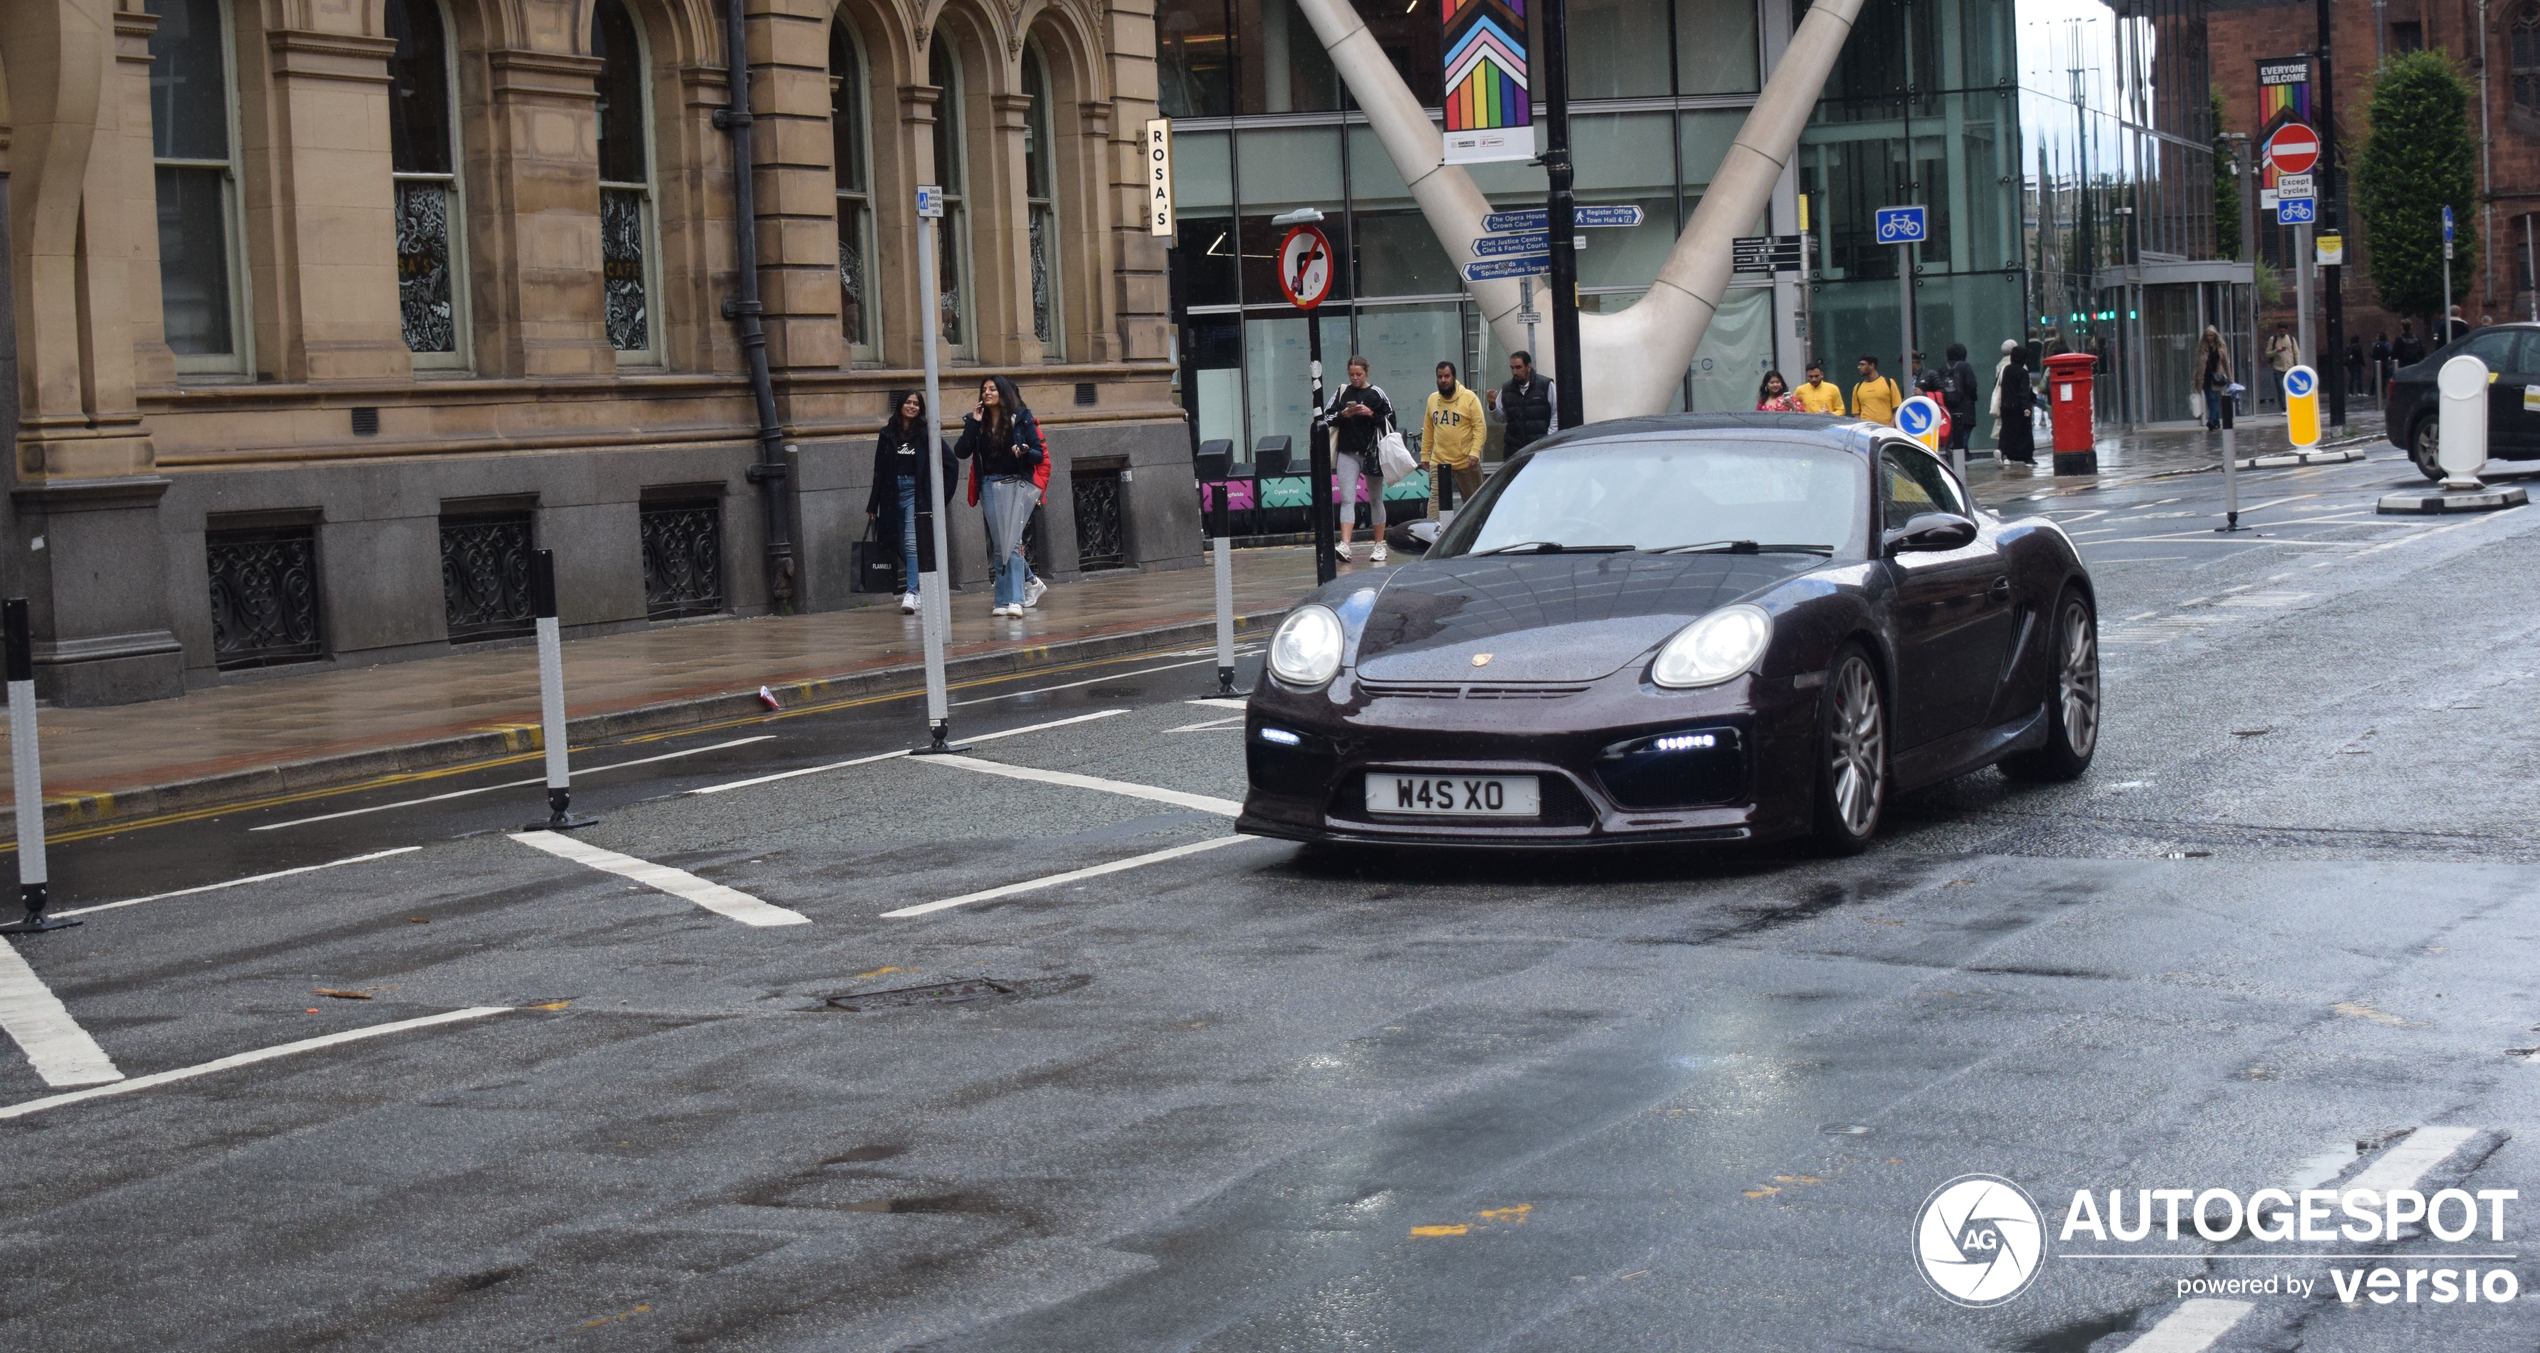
xmin=1423 ymin=361 xmax=1486 ymax=518
xmin=1851 ymin=354 xmax=1904 ymax=425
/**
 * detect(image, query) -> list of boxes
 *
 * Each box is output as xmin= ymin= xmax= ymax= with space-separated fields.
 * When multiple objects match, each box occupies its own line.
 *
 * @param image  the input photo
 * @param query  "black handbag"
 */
xmin=851 ymin=519 xmax=900 ymax=593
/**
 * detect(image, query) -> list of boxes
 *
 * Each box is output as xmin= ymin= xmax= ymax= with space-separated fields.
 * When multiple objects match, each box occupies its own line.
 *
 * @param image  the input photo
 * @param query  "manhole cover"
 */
xmin=825 ymin=975 xmax=1089 ymax=1011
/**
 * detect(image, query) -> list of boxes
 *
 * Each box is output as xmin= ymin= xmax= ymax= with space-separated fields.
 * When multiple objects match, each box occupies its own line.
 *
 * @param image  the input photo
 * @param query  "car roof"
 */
xmin=1519 ymin=412 xmax=1887 ymax=458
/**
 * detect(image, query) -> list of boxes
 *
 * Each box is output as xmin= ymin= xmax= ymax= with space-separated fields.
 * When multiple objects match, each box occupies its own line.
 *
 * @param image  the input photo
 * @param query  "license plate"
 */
xmin=1366 ymin=773 xmax=1541 ymax=817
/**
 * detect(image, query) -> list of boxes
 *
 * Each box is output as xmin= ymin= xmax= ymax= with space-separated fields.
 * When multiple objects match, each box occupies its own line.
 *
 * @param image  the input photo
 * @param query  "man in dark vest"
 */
xmin=1491 ymin=350 xmax=1559 ymax=456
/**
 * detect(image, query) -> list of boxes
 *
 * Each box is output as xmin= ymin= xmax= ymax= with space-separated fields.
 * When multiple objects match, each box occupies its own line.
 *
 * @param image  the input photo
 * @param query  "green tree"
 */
xmin=2213 ymin=86 xmax=2241 ymax=261
xmin=2355 ymin=50 xmax=2479 ymax=319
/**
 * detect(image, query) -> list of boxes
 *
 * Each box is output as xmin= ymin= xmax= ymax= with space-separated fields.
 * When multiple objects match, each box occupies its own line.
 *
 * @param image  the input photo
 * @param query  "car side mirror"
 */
xmin=1883 ymin=512 xmax=1978 ymax=555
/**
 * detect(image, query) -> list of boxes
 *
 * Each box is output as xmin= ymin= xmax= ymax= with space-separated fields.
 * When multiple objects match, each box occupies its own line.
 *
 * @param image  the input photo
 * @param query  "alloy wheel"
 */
xmin=2057 ymin=600 xmax=2100 ymax=759
xmin=1827 ymin=655 xmax=1885 ymax=837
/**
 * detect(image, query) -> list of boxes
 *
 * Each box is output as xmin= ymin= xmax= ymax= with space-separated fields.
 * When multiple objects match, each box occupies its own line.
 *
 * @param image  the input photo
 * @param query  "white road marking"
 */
xmin=952 ymin=656 xmax=1220 ymax=706
xmin=912 ymin=754 xmax=1244 ymax=816
xmin=882 ymin=835 xmax=1259 ymax=918
xmin=55 ymin=846 xmax=425 ymax=918
xmin=1186 ymin=697 xmax=1251 ymax=709
xmin=253 ymin=737 xmax=776 ymax=830
xmin=0 ymin=1006 xmax=510 ymax=1120
xmin=1166 ymin=716 xmax=1246 ymax=733
xmin=2116 ymin=1299 xmax=2251 ymax=1353
xmin=2344 ymin=1125 xmax=2481 ymax=1195
xmin=687 ymin=709 xmax=1127 ymax=795
xmin=508 ymin=832 xmax=811 ymax=927
xmin=0 ymin=940 xmax=122 ymax=1086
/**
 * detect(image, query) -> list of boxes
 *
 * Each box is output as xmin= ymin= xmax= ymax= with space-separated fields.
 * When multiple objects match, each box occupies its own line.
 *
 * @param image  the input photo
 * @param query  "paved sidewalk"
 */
xmin=4 ymin=549 xmax=1333 ymax=832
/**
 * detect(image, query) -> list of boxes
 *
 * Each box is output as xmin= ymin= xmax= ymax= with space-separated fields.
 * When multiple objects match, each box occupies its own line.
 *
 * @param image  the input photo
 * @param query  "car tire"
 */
xmin=1810 ymin=645 xmax=1888 ymax=855
xmin=2001 ymin=588 xmax=2100 ymax=783
xmin=2411 ymin=418 xmax=2444 ymax=482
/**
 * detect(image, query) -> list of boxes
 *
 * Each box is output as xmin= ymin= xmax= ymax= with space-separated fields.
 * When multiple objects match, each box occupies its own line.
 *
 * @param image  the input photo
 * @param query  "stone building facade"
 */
xmin=0 ymin=0 xmax=1195 ymax=705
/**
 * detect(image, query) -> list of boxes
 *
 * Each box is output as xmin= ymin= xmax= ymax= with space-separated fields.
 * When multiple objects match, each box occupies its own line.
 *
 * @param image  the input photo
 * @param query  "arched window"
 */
xmin=389 ymin=0 xmax=466 ymax=365
xmin=593 ymin=0 xmax=658 ymax=359
xmin=929 ymin=31 xmax=973 ymax=357
xmin=147 ymin=0 xmax=248 ymax=372
xmin=2514 ymin=3 xmax=2540 ymax=113
xmin=831 ymin=19 xmax=877 ymax=361
xmin=1024 ymin=43 xmax=1061 ymax=356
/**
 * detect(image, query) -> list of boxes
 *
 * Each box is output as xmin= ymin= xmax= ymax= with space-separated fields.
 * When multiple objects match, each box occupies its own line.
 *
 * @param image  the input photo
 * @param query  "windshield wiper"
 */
xmin=1469 ymin=541 xmax=1634 ymax=556
xmin=1651 ymin=540 xmax=1834 ymax=556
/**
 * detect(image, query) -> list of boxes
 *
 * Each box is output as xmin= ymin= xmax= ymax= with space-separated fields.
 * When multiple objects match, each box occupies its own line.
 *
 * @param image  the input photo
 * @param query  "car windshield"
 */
xmin=1433 ymin=438 xmax=1863 ymax=558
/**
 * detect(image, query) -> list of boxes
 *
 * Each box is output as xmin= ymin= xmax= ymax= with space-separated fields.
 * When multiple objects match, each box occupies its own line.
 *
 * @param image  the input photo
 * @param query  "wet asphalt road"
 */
xmin=4 ymin=444 xmax=2539 ymax=1352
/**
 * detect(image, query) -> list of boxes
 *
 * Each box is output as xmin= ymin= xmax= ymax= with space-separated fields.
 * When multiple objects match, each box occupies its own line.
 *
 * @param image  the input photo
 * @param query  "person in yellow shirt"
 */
xmin=1791 ymin=361 xmax=1846 ymax=414
xmin=1423 ymin=361 xmax=1487 ymax=517
xmin=1851 ymin=354 xmax=1904 ymax=425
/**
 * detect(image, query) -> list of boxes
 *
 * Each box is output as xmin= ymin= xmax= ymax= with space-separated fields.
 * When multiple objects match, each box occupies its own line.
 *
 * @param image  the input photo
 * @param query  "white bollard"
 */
xmin=0 ymin=598 xmax=71 ymax=933
xmin=2436 ymin=354 xmax=2490 ymax=490
xmin=523 ymin=551 xmax=595 ymax=831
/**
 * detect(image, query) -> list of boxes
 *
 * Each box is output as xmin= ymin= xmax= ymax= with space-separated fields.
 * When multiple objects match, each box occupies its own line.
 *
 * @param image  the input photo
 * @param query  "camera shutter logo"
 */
xmin=1913 ymin=1175 xmax=2046 ymax=1306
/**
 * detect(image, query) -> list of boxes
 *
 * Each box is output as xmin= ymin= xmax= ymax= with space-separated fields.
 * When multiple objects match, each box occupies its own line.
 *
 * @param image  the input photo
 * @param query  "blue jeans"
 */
xmin=895 ymin=477 xmax=921 ymax=594
xmin=982 ymin=476 xmax=1034 ymax=607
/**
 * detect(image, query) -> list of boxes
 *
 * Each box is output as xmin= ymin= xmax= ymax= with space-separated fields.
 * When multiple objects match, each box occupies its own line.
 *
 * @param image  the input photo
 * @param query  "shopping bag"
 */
xmin=2188 ymin=390 xmax=2204 ymax=420
xmin=851 ymin=520 xmax=899 ymax=593
xmin=1376 ymin=423 xmax=1418 ymax=486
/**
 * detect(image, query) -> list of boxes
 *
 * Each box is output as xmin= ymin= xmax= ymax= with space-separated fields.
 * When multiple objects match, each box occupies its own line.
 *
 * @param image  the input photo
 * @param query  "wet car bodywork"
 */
xmin=2383 ymin=322 xmax=2540 ymax=478
xmin=1235 ymin=414 xmax=2098 ymax=849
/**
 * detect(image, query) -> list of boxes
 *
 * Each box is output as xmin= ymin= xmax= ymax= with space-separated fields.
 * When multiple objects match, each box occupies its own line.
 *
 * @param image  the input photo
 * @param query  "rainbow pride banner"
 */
xmin=1443 ymin=0 xmax=1532 ymax=165
xmin=2257 ymin=57 xmax=2311 ymax=190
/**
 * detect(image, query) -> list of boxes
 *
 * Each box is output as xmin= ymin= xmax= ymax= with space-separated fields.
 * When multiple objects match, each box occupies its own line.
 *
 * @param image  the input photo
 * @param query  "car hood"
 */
xmin=1351 ymin=552 xmax=1819 ymax=683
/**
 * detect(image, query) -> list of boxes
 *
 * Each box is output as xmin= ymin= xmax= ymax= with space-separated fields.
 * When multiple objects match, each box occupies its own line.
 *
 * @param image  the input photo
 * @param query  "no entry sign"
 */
xmin=2266 ymin=122 xmax=2319 ymax=176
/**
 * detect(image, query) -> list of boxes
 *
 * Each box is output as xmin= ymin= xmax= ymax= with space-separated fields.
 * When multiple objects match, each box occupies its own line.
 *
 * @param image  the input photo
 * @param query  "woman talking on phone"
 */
xmin=955 ymin=375 xmax=1047 ymax=618
xmin=1318 ymin=356 xmax=1394 ymax=565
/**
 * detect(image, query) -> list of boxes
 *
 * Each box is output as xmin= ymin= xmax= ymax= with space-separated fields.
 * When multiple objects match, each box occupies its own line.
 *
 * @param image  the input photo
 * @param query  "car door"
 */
xmin=2494 ymin=331 xmax=2540 ymax=459
xmin=1877 ymin=442 xmax=2014 ymax=748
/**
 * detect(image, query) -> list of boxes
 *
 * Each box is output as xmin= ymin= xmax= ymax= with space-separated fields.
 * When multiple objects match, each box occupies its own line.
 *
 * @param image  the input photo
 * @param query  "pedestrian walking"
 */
xmin=1996 ymin=348 xmax=2037 ymax=465
xmin=2444 ymin=305 xmax=2470 ymax=345
xmin=1988 ymin=339 xmax=2018 ymax=441
xmin=1850 ymin=354 xmax=1903 ymax=425
xmin=866 ymin=389 xmax=957 ymax=615
xmin=2265 ymin=325 xmax=2295 ymax=407
xmin=1423 ymin=361 xmax=1486 ymax=518
xmin=1755 ymin=370 xmax=1801 ymax=411
xmin=1319 ymin=355 xmax=1395 ymax=565
xmin=1491 ymin=351 xmax=1558 ymax=455
xmin=2394 ymin=323 xmax=2425 ymax=368
xmin=1792 ymin=360 xmax=1846 ymax=414
xmin=956 ymin=374 xmax=1048 ymax=619
xmin=1941 ymin=343 xmax=1978 ymax=454
xmin=2197 ymin=326 xmax=2235 ymax=431
xmin=2345 ymin=335 xmax=2367 ymax=397
xmin=2371 ymin=331 xmax=2392 ymax=400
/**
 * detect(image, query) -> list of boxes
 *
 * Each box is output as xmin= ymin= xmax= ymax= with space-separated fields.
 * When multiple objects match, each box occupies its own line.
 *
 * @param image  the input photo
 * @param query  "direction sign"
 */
xmin=1896 ymin=395 xmax=1949 ymax=452
xmin=1874 ymin=205 xmax=1927 ymax=245
xmin=1461 ymin=256 xmax=1550 ymax=282
xmin=2276 ymin=195 xmax=2316 ymax=225
xmin=2271 ymin=172 xmax=2312 ymax=200
xmin=2265 ymin=122 xmax=2319 ymax=176
xmin=1732 ymin=234 xmax=1808 ymax=274
xmin=1276 ymin=225 xmax=1334 ymax=309
xmin=1480 ymin=205 xmax=1646 ymax=233
xmin=1472 ymin=231 xmax=1551 ymax=257
xmin=2443 ymin=205 xmax=2456 ymax=242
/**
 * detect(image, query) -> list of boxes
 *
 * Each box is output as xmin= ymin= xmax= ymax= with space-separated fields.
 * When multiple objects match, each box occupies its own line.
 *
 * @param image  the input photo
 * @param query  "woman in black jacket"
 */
xmin=1996 ymin=349 xmax=2037 ymax=465
xmin=867 ymin=390 xmax=956 ymax=614
xmin=955 ymin=374 xmax=1046 ymax=618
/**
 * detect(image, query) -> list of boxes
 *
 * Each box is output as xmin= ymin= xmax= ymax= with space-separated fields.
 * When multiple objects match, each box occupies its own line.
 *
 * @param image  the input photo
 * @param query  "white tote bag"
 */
xmin=1376 ymin=419 xmax=1419 ymax=486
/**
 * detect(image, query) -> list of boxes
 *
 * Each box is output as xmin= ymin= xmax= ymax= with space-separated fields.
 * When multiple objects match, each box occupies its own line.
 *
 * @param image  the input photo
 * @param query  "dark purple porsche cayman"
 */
xmin=1236 ymin=414 xmax=2100 ymax=853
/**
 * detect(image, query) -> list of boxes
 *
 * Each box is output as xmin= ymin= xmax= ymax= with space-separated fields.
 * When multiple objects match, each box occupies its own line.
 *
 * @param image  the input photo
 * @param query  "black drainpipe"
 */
xmin=714 ymin=0 xmax=795 ymax=613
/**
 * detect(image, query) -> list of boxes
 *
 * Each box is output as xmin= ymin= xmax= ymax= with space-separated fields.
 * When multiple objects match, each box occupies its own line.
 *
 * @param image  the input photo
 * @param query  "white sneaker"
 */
xmin=1370 ymin=541 xmax=1389 ymax=563
xmin=1002 ymin=604 xmax=1024 ymax=618
xmin=1024 ymin=576 xmax=1048 ymax=608
xmin=899 ymin=592 xmax=918 ymax=614
xmin=1336 ymin=541 xmax=1354 ymax=561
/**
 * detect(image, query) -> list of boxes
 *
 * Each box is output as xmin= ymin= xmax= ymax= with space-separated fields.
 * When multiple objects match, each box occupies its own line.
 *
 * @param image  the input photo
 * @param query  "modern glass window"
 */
xmin=389 ymin=0 xmax=466 ymax=365
xmin=831 ymin=21 xmax=877 ymax=360
xmin=146 ymin=0 xmax=247 ymax=372
xmin=593 ymin=0 xmax=658 ymax=359
xmin=1157 ymin=0 xmax=1234 ymax=118
xmin=1024 ymin=45 xmax=1062 ymax=356
xmin=929 ymin=32 xmax=973 ymax=358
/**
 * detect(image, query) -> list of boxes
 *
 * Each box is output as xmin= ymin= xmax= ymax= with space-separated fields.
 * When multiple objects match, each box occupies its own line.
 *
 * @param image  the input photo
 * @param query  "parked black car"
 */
xmin=2384 ymin=322 xmax=2540 ymax=479
xmin=1236 ymin=415 xmax=2101 ymax=854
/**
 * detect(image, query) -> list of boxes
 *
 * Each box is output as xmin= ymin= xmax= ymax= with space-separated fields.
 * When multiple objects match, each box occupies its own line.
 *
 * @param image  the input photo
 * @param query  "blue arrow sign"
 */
xmin=1472 ymin=232 xmax=1551 ymax=257
xmin=1874 ymin=205 xmax=1927 ymax=244
xmin=1462 ymin=256 xmax=1550 ymax=282
xmin=2443 ymin=205 xmax=2455 ymax=242
xmin=2285 ymin=367 xmax=2315 ymax=398
xmin=1480 ymin=205 xmax=1647 ymax=233
xmin=1896 ymin=399 xmax=1940 ymax=437
xmin=2276 ymin=196 xmax=2316 ymax=225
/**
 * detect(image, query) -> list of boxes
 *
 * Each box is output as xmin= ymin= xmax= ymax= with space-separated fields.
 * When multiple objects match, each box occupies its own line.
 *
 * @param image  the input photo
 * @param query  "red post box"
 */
xmin=2042 ymin=352 xmax=2099 ymax=475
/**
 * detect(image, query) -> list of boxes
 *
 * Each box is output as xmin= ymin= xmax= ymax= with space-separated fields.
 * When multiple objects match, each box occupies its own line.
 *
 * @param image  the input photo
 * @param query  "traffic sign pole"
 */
xmin=1275 ymin=216 xmax=1338 ymax=583
xmin=1541 ymin=0 xmax=1583 ymax=430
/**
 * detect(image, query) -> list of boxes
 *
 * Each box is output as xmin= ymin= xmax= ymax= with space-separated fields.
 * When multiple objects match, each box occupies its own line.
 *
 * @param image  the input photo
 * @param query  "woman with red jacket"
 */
xmin=956 ymin=375 xmax=1047 ymax=618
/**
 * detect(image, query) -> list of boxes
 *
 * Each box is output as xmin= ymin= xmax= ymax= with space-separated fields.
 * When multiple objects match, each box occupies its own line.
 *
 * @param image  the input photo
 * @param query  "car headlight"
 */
xmin=1268 ymin=604 xmax=1346 ymax=686
xmin=1651 ymin=604 xmax=1773 ymax=689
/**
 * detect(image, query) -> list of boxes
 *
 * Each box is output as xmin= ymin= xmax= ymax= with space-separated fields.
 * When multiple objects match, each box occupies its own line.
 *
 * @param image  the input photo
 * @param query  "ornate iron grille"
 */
xmin=441 ymin=513 xmax=535 ymax=642
xmin=207 ymin=527 xmax=325 ymax=671
xmin=641 ymin=500 xmax=724 ymax=620
xmin=1072 ymin=467 xmax=1126 ymax=571
xmin=1029 ymin=212 xmax=1053 ymax=344
xmin=837 ymin=232 xmax=866 ymax=344
xmin=601 ymin=187 xmax=649 ymax=352
xmin=394 ymin=179 xmax=456 ymax=353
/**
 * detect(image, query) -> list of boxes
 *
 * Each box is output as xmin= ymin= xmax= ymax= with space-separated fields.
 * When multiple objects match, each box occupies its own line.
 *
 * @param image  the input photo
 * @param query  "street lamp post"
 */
xmin=1540 ymin=0 xmax=1584 ymax=429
